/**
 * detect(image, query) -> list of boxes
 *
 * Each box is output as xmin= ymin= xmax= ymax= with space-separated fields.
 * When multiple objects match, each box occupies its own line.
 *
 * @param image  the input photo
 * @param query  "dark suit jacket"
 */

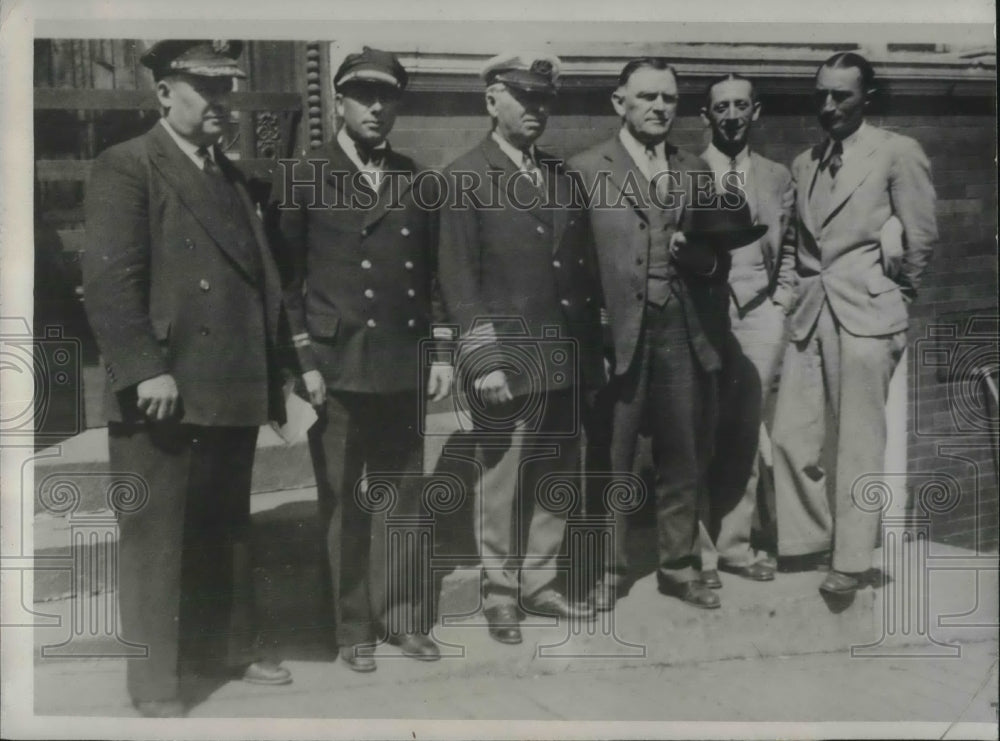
xmin=438 ymin=135 xmax=605 ymax=394
xmin=272 ymin=137 xmax=441 ymax=393
xmin=788 ymin=123 xmax=937 ymax=341
xmin=83 ymin=122 xmax=286 ymax=426
xmin=569 ymin=136 xmax=731 ymax=374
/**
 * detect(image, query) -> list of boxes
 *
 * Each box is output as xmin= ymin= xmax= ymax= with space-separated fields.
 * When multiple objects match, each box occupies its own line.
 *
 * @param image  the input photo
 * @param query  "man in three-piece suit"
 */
xmin=570 ymin=58 xmax=731 ymax=611
xmin=272 ymin=47 xmax=450 ymax=671
xmin=697 ymin=73 xmax=796 ymax=588
xmin=83 ymin=40 xmax=291 ymax=718
xmin=437 ymin=52 xmax=605 ymax=644
xmin=771 ymin=52 xmax=937 ymax=594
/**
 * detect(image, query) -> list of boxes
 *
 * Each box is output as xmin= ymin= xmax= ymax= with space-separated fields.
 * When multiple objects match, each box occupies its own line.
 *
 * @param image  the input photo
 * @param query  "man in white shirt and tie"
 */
xmin=697 ymin=74 xmax=796 ymax=589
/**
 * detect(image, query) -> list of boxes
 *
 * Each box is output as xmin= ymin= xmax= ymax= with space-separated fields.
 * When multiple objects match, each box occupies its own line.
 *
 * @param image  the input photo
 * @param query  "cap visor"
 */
xmin=685 ymin=224 xmax=769 ymax=251
xmin=337 ymin=70 xmax=402 ymax=88
xmin=171 ymin=62 xmax=246 ymax=78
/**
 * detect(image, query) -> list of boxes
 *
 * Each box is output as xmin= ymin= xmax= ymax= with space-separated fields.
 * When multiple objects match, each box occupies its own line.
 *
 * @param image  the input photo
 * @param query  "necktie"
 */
xmin=196 ymin=146 xmax=220 ymax=177
xmin=355 ymin=142 xmax=385 ymax=168
xmin=826 ymin=140 xmax=843 ymax=178
xmin=521 ymin=150 xmax=542 ymax=188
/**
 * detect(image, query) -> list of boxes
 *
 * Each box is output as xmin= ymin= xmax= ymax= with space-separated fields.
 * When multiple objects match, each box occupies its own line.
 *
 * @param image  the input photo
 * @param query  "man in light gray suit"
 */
xmin=771 ymin=52 xmax=937 ymax=594
xmin=698 ymin=73 xmax=796 ymax=588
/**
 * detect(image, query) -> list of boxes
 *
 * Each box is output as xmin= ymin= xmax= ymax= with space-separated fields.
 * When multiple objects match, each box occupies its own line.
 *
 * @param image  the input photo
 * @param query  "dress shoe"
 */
xmin=523 ymin=589 xmax=597 ymax=622
xmin=658 ymin=579 xmax=721 ymax=609
xmin=484 ymin=604 xmax=522 ymax=645
xmin=819 ymin=569 xmax=862 ymax=595
xmin=699 ymin=569 xmax=722 ymax=589
xmin=132 ymin=698 xmax=186 ymax=718
xmin=388 ymin=632 xmax=441 ymax=661
xmin=589 ymin=576 xmax=621 ymax=611
xmin=239 ymin=660 xmax=293 ymax=685
xmin=720 ymin=561 xmax=776 ymax=582
xmin=339 ymin=644 xmax=377 ymax=673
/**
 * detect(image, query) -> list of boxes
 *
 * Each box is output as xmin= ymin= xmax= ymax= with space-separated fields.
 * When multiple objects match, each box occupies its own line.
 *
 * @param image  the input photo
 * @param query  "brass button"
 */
xmin=366 ymin=318 xmax=377 ymax=328
xmin=560 ymin=299 xmax=570 ymax=307
xmin=361 ymin=227 xmax=368 ymax=237
xmin=361 ymin=259 xmax=372 ymax=269
xmin=185 ymin=238 xmax=195 ymax=249
xmin=401 ymin=227 xmax=411 ymax=236
xmin=536 ymin=225 xmax=545 ymax=234
xmin=364 ymin=288 xmax=375 ymax=299
xmin=407 ymin=288 xmax=416 ymax=298
xmin=553 ymin=260 xmax=561 ymax=268
xmin=198 ymin=279 xmax=210 ymax=292
xmin=404 ymin=261 xmax=414 ymax=270
xmin=407 ymin=318 xmax=416 ymax=328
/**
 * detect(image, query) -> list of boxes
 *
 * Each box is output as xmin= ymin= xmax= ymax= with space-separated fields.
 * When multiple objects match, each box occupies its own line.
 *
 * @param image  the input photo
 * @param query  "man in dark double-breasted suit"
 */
xmin=83 ymin=40 xmax=291 ymax=718
xmin=272 ymin=48 xmax=449 ymax=671
xmin=437 ymin=52 xmax=605 ymax=644
xmin=570 ymin=58 xmax=731 ymax=611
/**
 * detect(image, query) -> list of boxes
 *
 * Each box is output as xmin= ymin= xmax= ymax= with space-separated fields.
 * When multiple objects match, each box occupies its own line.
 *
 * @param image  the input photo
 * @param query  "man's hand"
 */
xmin=670 ymin=231 xmax=717 ymax=276
xmin=426 ymin=364 xmax=454 ymax=402
xmin=474 ymin=369 xmax=513 ymax=406
xmin=136 ymin=373 xmax=180 ymax=421
xmin=302 ymin=369 xmax=326 ymax=407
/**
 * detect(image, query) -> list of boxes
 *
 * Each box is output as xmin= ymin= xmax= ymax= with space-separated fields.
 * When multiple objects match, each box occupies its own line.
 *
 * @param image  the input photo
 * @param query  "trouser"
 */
xmin=110 ymin=422 xmax=261 ymax=703
xmin=701 ymin=296 xmax=786 ymax=569
xmin=472 ymin=390 xmax=581 ymax=609
xmin=309 ymin=390 xmax=430 ymax=647
xmin=608 ymin=298 xmax=719 ymax=587
xmin=771 ymin=299 xmax=906 ymax=573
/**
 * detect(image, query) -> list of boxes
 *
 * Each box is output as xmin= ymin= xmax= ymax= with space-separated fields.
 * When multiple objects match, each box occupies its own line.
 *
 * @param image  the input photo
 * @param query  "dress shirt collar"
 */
xmin=490 ymin=130 xmax=538 ymax=169
xmin=618 ymin=126 xmax=667 ymax=172
xmin=824 ymin=120 xmax=867 ymax=161
xmin=704 ymin=142 xmax=751 ymax=174
xmin=160 ymin=118 xmax=216 ymax=170
xmin=337 ymin=126 xmax=388 ymax=172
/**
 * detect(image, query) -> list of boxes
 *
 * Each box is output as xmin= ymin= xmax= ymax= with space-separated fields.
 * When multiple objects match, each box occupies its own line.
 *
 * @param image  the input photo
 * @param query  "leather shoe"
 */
xmin=819 ymin=569 xmax=862 ymax=595
xmin=589 ymin=577 xmax=620 ymax=611
xmin=240 ymin=660 xmax=292 ymax=685
xmin=132 ymin=699 xmax=186 ymax=718
xmin=720 ymin=561 xmax=775 ymax=582
xmin=658 ymin=580 xmax=721 ymax=609
xmin=484 ymin=604 xmax=522 ymax=645
xmin=339 ymin=644 xmax=377 ymax=673
xmin=388 ymin=632 xmax=441 ymax=661
xmin=699 ymin=569 xmax=722 ymax=589
xmin=523 ymin=590 xmax=597 ymax=622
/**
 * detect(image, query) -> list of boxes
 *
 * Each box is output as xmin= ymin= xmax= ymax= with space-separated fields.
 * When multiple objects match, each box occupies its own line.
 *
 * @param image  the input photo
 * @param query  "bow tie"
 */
xmin=355 ymin=142 xmax=386 ymax=167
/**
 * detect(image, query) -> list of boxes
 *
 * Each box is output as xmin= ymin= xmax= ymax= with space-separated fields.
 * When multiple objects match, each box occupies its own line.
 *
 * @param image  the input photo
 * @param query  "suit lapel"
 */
xmin=750 ymin=153 xmax=778 ymax=272
xmin=800 ymin=143 xmax=824 ymax=238
xmin=481 ymin=135 xmax=553 ymax=228
xmin=602 ymin=138 xmax=650 ymax=222
xmin=820 ymin=125 xmax=880 ymax=228
xmin=363 ymin=147 xmax=417 ymax=230
xmin=148 ymin=123 xmax=258 ymax=281
xmin=537 ymin=150 xmax=569 ymax=253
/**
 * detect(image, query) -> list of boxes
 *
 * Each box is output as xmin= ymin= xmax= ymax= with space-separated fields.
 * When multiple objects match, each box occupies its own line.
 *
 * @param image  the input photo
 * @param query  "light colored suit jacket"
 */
xmin=700 ymin=149 xmax=796 ymax=310
xmin=787 ymin=123 xmax=937 ymax=341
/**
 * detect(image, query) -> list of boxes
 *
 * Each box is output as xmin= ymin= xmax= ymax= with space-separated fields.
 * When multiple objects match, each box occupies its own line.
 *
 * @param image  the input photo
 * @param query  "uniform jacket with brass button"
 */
xmin=272 ymin=138 xmax=443 ymax=393
xmin=83 ymin=122 xmax=286 ymax=426
xmin=438 ymin=135 xmax=605 ymax=394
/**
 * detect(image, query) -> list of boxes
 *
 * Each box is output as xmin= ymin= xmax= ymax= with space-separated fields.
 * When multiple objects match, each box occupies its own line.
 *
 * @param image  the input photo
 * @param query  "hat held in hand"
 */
xmin=684 ymin=191 xmax=768 ymax=251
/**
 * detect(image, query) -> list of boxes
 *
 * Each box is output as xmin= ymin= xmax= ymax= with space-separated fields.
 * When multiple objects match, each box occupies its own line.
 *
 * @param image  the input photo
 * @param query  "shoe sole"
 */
xmin=242 ymin=676 xmax=294 ymax=686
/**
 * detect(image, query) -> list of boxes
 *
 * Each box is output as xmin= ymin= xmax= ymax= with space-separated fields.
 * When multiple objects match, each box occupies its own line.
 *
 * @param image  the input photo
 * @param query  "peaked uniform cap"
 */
xmin=140 ymin=39 xmax=246 ymax=78
xmin=334 ymin=47 xmax=408 ymax=90
xmin=481 ymin=51 xmax=561 ymax=93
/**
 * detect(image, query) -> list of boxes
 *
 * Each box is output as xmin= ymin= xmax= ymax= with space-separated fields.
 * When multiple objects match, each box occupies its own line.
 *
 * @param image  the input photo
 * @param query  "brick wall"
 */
xmin=390 ymin=87 xmax=998 ymax=551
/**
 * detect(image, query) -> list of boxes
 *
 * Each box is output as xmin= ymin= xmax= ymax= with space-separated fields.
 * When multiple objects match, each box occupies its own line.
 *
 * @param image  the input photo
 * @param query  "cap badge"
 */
xmin=211 ymin=40 xmax=231 ymax=54
xmin=530 ymin=59 xmax=553 ymax=76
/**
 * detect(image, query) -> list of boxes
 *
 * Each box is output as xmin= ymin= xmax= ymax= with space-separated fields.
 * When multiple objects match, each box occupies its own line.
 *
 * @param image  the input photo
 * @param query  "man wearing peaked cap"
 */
xmin=271 ymin=46 xmax=449 ymax=671
xmin=83 ymin=39 xmax=292 ymax=717
xmin=437 ymin=50 xmax=607 ymax=644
